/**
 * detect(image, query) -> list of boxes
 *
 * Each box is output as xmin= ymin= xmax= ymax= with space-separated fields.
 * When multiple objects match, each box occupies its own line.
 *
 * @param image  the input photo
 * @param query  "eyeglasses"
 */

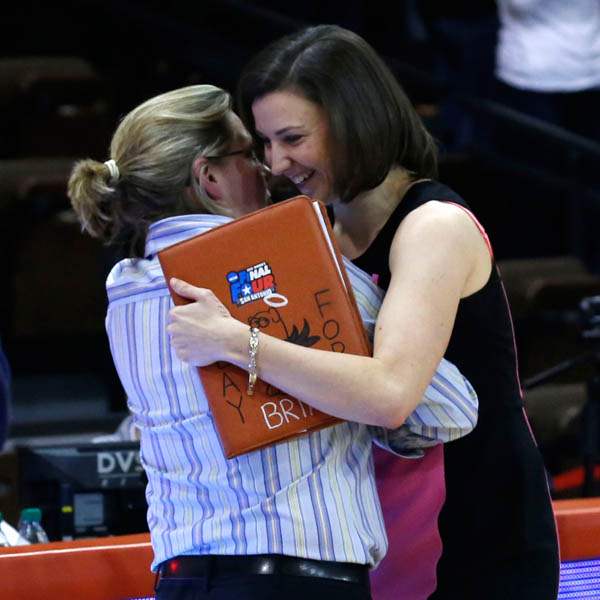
xmin=205 ymin=147 xmax=258 ymax=161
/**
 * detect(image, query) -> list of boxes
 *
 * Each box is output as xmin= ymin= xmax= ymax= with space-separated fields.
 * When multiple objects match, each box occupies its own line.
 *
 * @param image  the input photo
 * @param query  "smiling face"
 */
xmin=252 ymin=90 xmax=337 ymax=204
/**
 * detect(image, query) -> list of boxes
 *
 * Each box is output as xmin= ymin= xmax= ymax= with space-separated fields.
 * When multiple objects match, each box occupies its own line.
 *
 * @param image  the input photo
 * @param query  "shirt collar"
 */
xmin=144 ymin=213 xmax=232 ymax=258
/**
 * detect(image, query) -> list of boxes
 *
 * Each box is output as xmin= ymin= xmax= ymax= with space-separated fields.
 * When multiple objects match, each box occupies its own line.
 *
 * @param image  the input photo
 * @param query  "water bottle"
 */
xmin=0 ymin=512 xmax=10 ymax=547
xmin=17 ymin=508 xmax=49 ymax=544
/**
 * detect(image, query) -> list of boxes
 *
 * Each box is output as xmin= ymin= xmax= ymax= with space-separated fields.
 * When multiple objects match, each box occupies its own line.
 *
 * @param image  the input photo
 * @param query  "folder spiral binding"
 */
xmin=158 ymin=196 xmax=370 ymax=457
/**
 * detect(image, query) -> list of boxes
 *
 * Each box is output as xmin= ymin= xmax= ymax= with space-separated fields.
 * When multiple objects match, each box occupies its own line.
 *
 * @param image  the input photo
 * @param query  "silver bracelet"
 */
xmin=247 ymin=327 xmax=260 ymax=396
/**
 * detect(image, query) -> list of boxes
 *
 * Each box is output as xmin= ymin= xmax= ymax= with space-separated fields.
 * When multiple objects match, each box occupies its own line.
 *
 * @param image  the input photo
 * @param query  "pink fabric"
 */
xmin=370 ymin=444 xmax=445 ymax=600
xmin=444 ymin=201 xmax=494 ymax=260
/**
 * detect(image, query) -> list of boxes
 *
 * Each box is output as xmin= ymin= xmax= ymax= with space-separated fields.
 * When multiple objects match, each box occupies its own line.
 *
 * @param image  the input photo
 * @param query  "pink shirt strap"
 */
xmin=444 ymin=201 xmax=494 ymax=260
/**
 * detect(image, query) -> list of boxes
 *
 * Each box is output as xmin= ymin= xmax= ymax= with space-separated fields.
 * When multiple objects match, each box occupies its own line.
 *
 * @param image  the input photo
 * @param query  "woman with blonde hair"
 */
xmin=69 ymin=84 xmax=266 ymax=258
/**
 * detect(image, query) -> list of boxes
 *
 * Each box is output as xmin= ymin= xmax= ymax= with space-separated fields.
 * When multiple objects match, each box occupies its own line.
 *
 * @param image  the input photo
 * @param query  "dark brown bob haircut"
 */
xmin=237 ymin=24 xmax=438 ymax=203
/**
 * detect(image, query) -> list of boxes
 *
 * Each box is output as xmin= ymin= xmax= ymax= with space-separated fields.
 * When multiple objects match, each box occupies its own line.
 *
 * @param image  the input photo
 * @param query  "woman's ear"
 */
xmin=192 ymin=156 xmax=223 ymax=200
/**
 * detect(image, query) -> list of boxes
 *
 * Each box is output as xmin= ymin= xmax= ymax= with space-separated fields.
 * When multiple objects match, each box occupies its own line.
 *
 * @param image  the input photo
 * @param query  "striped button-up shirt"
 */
xmin=105 ymin=214 xmax=477 ymax=571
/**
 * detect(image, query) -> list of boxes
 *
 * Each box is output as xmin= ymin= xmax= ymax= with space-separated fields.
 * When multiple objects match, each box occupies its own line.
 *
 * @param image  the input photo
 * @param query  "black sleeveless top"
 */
xmin=354 ymin=181 xmax=559 ymax=599
xmin=354 ymin=180 xmax=522 ymax=419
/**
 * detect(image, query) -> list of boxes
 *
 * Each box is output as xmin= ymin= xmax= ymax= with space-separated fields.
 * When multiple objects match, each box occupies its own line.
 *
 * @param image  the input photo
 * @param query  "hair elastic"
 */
xmin=104 ymin=159 xmax=120 ymax=184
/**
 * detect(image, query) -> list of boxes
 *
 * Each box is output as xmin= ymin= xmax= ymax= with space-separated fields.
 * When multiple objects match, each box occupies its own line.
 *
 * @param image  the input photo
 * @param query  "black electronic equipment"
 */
xmin=524 ymin=295 xmax=600 ymax=496
xmin=17 ymin=440 xmax=147 ymax=541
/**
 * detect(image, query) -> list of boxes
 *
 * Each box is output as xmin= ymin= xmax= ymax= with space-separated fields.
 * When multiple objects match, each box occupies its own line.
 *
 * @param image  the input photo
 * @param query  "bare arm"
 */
xmin=167 ymin=202 xmax=490 ymax=429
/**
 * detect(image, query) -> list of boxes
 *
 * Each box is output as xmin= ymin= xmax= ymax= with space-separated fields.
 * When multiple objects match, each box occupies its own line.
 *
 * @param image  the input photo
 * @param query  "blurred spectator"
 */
xmin=494 ymin=0 xmax=600 ymax=273
xmin=0 ymin=339 xmax=10 ymax=450
xmin=419 ymin=1 xmax=499 ymax=151
xmin=495 ymin=0 xmax=600 ymax=141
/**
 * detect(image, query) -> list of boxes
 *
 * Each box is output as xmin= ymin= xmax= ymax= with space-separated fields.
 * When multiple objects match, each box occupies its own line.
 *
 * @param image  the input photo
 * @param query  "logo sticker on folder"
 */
xmin=227 ymin=261 xmax=277 ymax=306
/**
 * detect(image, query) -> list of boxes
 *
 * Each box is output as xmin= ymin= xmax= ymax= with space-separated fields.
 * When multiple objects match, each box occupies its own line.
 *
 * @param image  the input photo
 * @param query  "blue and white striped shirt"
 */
xmin=105 ymin=214 xmax=477 ymax=571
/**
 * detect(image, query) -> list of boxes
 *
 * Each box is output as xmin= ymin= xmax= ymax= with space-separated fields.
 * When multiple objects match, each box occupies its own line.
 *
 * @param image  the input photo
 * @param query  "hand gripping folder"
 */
xmin=158 ymin=196 xmax=370 ymax=457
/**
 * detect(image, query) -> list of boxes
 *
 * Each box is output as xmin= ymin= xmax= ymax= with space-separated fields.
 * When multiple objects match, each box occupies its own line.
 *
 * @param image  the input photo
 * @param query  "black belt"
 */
xmin=159 ymin=554 xmax=369 ymax=585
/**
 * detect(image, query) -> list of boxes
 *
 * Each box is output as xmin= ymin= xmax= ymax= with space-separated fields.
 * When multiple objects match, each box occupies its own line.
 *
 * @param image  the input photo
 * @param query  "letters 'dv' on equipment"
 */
xmin=158 ymin=196 xmax=370 ymax=458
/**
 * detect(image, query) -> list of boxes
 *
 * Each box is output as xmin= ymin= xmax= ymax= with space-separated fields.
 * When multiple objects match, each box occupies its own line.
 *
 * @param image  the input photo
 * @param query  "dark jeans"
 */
xmin=491 ymin=79 xmax=600 ymax=174
xmin=155 ymin=572 xmax=372 ymax=600
xmin=494 ymin=79 xmax=600 ymax=142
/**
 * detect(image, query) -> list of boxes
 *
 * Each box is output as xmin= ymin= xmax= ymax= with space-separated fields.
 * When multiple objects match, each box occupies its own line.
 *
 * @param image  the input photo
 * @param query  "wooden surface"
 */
xmin=0 ymin=498 xmax=599 ymax=598
xmin=554 ymin=498 xmax=600 ymax=561
xmin=0 ymin=532 xmax=153 ymax=600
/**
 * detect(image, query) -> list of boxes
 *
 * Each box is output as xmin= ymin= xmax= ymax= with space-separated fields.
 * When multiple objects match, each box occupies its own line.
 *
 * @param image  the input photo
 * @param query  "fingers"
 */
xmin=165 ymin=321 xmax=189 ymax=360
xmin=165 ymin=281 xmax=235 ymax=367
xmin=170 ymin=278 xmax=207 ymax=300
xmin=169 ymin=282 xmax=231 ymax=321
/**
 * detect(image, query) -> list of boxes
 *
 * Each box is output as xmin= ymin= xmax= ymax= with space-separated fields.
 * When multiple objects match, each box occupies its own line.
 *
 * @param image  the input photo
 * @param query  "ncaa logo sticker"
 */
xmin=227 ymin=261 xmax=276 ymax=306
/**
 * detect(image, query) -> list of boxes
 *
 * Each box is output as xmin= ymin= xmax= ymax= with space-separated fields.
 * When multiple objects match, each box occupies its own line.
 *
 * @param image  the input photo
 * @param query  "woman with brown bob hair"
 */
xmin=167 ymin=26 xmax=559 ymax=600
xmin=238 ymin=25 xmax=438 ymax=205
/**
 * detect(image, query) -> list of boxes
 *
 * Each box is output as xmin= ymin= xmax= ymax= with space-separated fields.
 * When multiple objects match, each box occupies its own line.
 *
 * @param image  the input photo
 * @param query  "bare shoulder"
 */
xmin=390 ymin=200 xmax=492 ymax=297
xmin=397 ymin=200 xmax=479 ymax=237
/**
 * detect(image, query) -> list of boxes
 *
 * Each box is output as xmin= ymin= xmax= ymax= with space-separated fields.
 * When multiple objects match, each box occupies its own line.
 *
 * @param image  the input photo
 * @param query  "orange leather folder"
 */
xmin=158 ymin=195 xmax=370 ymax=457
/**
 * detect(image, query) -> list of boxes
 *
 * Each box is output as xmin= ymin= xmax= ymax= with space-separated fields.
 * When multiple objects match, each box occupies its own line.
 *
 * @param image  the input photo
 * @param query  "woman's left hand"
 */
xmin=167 ymin=278 xmax=242 ymax=366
